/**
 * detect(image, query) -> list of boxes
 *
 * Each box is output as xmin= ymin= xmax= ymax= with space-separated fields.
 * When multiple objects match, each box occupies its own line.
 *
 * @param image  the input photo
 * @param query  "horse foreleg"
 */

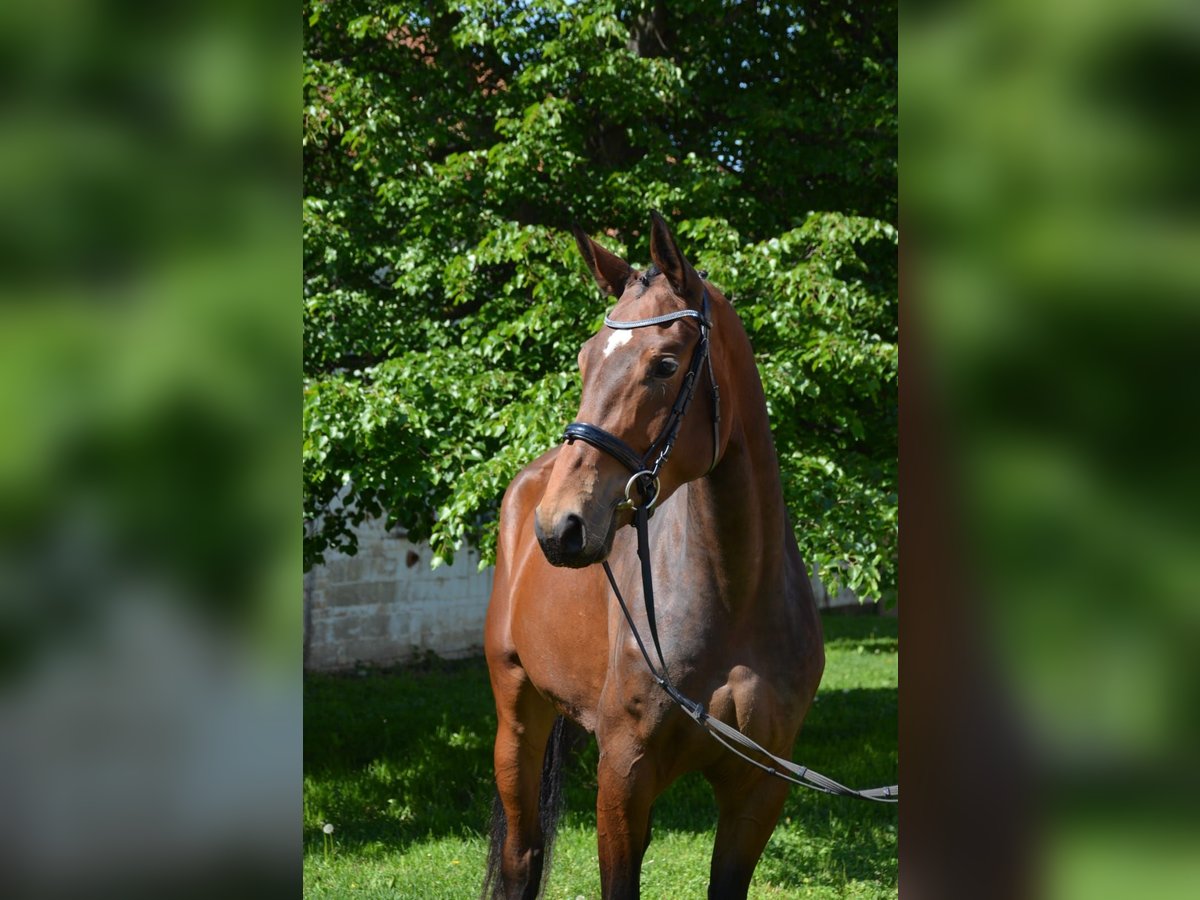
xmin=594 ymin=741 xmax=657 ymax=900
xmin=490 ymin=670 xmax=557 ymax=900
xmin=705 ymin=771 xmax=790 ymax=899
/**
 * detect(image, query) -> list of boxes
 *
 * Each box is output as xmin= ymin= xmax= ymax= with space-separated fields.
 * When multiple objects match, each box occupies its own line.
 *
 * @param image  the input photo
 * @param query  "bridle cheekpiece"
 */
xmin=562 ymin=282 xmax=722 ymax=516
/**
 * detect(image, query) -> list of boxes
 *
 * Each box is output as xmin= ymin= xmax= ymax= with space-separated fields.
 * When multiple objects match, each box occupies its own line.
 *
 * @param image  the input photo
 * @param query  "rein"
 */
xmin=562 ymin=282 xmax=898 ymax=804
xmin=601 ymin=506 xmax=898 ymax=803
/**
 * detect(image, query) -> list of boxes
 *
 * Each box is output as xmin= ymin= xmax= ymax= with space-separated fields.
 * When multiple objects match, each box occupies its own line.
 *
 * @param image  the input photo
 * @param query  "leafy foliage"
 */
xmin=303 ymin=0 xmax=896 ymax=601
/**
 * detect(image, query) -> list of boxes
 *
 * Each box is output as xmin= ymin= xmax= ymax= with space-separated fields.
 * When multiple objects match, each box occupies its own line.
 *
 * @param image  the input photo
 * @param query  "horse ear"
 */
xmin=649 ymin=210 xmax=702 ymax=302
xmin=572 ymin=225 xmax=631 ymax=297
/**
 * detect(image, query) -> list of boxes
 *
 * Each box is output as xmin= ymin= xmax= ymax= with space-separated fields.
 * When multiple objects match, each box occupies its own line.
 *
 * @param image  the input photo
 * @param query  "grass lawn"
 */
xmin=304 ymin=615 xmax=897 ymax=898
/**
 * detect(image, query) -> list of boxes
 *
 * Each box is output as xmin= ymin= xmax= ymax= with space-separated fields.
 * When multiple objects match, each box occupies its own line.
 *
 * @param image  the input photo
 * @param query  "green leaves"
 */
xmin=303 ymin=1 xmax=897 ymax=601
xmin=686 ymin=212 xmax=897 ymax=602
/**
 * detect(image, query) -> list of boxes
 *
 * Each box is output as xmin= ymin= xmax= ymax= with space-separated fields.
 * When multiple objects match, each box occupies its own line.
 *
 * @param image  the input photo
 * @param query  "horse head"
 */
xmin=534 ymin=212 xmax=725 ymax=568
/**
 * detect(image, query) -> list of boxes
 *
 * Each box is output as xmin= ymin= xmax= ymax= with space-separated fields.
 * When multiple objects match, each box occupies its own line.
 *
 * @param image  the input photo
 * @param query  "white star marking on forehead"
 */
xmin=602 ymin=329 xmax=633 ymax=358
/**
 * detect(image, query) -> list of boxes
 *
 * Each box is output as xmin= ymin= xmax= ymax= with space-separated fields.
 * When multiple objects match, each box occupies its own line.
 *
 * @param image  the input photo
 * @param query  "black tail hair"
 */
xmin=481 ymin=715 xmax=573 ymax=899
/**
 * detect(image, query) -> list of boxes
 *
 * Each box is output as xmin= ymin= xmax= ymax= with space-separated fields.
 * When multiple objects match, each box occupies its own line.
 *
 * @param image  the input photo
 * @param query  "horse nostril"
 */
xmin=560 ymin=514 xmax=585 ymax=555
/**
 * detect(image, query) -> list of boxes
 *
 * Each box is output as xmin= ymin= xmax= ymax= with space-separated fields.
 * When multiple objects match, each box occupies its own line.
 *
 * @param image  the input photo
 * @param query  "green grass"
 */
xmin=304 ymin=615 xmax=897 ymax=898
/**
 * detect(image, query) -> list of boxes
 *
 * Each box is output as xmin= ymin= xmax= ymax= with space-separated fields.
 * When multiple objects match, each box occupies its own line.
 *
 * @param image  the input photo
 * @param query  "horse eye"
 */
xmin=652 ymin=358 xmax=679 ymax=379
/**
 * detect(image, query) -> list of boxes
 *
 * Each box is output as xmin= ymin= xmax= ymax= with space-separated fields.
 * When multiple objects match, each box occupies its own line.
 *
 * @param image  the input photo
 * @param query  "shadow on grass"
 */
xmin=760 ymin=685 xmax=898 ymax=890
xmin=304 ymin=616 xmax=896 ymax=888
xmin=304 ymin=656 xmax=498 ymax=853
xmin=821 ymin=616 xmax=899 ymax=655
xmin=625 ymin=685 xmax=897 ymax=893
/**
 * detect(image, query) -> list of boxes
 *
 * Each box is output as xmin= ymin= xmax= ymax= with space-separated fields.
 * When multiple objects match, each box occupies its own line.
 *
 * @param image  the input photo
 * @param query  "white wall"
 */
xmin=303 ymin=517 xmax=493 ymax=671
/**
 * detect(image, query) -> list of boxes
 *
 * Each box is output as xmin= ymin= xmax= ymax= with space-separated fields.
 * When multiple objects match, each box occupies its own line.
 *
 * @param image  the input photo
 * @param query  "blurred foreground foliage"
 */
xmin=0 ymin=3 xmax=299 ymax=895
xmin=303 ymin=0 xmax=897 ymax=601
xmin=905 ymin=1 xmax=1200 ymax=898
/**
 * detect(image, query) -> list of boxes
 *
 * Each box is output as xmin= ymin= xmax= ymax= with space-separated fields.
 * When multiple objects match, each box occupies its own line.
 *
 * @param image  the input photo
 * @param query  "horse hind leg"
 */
xmin=483 ymin=671 xmax=567 ymax=900
xmin=704 ymin=770 xmax=791 ymax=899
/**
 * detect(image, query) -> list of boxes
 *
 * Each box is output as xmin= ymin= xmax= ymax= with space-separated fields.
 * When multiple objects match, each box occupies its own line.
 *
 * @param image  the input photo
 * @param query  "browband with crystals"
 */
xmin=604 ymin=308 xmax=711 ymax=330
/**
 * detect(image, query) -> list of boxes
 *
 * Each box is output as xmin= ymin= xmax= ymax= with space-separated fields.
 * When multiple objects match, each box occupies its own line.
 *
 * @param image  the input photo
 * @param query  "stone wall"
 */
xmin=303 ymin=518 xmax=493 ymax=671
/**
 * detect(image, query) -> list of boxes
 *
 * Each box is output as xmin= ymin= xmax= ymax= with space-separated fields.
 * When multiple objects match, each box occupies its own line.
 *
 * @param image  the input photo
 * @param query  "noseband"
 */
xmin=562 ymin=285 xmax=722 ymax=512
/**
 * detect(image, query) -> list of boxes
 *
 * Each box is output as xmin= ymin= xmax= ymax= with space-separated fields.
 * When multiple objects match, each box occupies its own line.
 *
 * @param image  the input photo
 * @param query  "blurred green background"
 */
xmin=905 ymin=0 xmax=1200 ymax=897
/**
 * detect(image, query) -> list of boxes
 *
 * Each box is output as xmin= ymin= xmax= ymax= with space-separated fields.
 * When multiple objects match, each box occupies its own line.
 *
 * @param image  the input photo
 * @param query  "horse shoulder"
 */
xmin=493 ymin=451 xmax=556 ymax=578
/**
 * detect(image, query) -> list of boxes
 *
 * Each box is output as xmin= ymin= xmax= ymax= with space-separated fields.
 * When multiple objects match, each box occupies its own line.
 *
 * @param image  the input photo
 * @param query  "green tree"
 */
xmin=303 ymin=0 xmax=897 ymax=602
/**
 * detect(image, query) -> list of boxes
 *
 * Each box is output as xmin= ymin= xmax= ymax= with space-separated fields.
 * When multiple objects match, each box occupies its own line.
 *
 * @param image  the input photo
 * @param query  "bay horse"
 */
xmin=483 ymin=212 xmax=823 ymax=899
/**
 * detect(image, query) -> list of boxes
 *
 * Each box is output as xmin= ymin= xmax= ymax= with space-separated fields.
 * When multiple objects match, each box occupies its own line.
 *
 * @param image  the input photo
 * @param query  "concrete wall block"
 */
xmin=331 ymin=558 xmax=361 ymax=585
xmin=323 ymin=580 xmax=396 ymax=610
xmin=386 ymin=614 xmax=412 ymax=646
xmin=330 ymin=612 xmax=364 ymax=642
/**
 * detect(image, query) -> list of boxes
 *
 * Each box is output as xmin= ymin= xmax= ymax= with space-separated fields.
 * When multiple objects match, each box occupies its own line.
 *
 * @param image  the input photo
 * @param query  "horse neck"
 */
xmin=678 ymin=311 xmax=791 ymax=599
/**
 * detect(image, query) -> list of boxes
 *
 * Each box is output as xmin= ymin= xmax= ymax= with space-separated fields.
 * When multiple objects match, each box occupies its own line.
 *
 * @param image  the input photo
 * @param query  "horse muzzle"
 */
xmin=533 ymin=505 xmax=615 ymax=568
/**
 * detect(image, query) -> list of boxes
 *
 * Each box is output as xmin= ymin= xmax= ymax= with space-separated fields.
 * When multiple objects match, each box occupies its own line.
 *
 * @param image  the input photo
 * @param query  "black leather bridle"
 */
xmin=562 ymin=284 xmax=722 ymax=512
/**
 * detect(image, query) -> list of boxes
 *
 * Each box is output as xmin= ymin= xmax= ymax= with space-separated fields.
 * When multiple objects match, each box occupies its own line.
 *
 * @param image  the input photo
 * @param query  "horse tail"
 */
xmin=482 ymin=715 xmax=572 ymax=899
xmin=537 ymin=715 xmax=572 ymax=875
xmin=481 ymin=789 xmax=507 ymax=900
